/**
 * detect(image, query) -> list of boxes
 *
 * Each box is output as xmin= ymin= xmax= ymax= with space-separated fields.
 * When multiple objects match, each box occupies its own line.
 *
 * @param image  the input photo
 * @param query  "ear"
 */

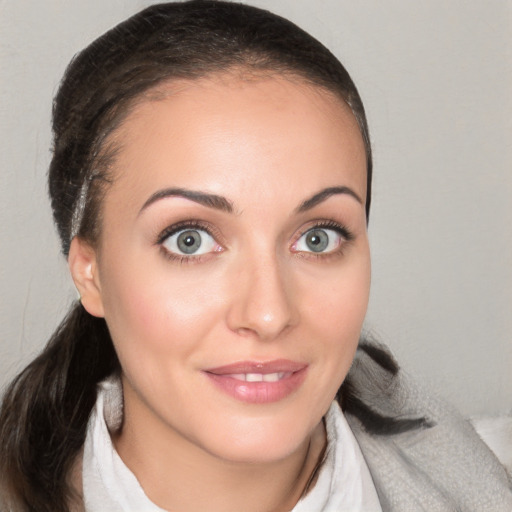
xmin=68 ymin=237 xmax=105 ymax=318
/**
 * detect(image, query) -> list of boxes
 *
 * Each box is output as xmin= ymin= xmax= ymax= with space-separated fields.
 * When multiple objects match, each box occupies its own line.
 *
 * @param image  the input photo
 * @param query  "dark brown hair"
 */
xmin=0 ymin=1 xmax=376 ymax=510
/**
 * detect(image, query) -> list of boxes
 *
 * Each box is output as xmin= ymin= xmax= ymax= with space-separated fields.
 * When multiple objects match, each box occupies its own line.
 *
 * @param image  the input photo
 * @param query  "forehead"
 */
xmin=106 ymin=74 xmax=367 ymax=213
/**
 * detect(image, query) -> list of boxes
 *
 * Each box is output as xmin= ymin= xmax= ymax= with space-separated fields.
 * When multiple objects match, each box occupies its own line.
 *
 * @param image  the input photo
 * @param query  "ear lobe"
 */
xmin=68 ymin=237 xmax=105 ymax=318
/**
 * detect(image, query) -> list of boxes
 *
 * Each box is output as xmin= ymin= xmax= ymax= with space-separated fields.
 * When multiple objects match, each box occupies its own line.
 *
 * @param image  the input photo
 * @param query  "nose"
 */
xmin=226 ymin=254 xmax=299 ymax=340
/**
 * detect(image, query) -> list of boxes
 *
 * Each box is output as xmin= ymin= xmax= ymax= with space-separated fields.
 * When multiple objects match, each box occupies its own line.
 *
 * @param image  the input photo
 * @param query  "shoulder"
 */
xmin=344 ymin=339 xmax=512 ymax=511
xmin=68 ymin=448 xmax=85 ymax=512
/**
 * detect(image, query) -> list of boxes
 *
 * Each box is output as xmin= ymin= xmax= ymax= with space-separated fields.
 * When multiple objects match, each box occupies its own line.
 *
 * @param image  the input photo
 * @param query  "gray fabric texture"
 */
xmin=347 ymin=343 xmax=512 ymax=511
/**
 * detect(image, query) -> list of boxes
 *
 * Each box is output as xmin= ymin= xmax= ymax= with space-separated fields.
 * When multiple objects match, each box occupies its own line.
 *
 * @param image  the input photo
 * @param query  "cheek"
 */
xmin=98 ymin=257 xmax=226 ymax=362
xmin=301 ymin=254 xmax=370 ymax=338
xmin=298 ymin=248 xmax=370 ymax=388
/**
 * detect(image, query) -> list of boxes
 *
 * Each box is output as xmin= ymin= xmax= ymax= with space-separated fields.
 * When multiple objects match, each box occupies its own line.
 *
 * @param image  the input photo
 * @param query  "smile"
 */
xmin=203 ymin=360 xmax=308 ymax=404
xmin=224 ymin=372 xmax=291 ymax=382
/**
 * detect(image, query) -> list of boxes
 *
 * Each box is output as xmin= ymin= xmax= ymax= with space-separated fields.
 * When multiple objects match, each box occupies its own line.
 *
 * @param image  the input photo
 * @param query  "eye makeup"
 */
xmin=290 ymin=219 xmax=354 ymax=261
xmin=154 ymin=216 xmax=355 ymax=265
xmin=155 ymin=220 xmax=224 ymax=264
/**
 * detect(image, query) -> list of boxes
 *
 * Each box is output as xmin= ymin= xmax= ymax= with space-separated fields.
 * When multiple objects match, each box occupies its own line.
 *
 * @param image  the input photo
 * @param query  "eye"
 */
xmin=292 ymin=227 xmax=346 ymax=254
xmin=161 ymin=228 xmax=218 ymax=256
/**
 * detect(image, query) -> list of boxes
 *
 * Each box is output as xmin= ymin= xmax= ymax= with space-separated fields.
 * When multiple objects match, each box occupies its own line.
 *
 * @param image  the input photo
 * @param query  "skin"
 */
xmin=70 ymin=74 xmax=370 ymax=512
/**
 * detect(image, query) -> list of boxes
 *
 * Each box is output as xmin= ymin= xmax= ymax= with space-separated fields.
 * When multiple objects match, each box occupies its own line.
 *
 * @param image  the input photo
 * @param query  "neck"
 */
xmin=113 ymin=384 xmax=326 ymax=512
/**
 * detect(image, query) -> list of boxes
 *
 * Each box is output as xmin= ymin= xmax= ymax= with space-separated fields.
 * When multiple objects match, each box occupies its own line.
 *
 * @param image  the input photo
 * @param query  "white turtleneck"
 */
xmin=82 ymin=378 xmax=382 ymax=512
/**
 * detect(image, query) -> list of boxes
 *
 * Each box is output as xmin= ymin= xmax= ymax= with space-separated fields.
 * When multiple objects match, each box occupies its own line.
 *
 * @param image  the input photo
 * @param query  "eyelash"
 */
xmin=156 ymin=220 xmax=221 ymax=264
xmin=155 ymin=219 xmax=354 ymax=264
xmin=292 ymin=220 xmax=354 ymax=260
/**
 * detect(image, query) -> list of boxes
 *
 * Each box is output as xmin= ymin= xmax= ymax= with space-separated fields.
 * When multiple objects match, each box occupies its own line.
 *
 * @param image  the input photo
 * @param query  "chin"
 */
xmin=208 ymin=433 xmax=311 ymax=465
xmin=194 ymin=407 xmax=325 ymax=465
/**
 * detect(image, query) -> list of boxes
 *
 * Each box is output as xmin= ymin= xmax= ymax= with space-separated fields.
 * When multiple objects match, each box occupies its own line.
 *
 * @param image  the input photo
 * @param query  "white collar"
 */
xmin=83 ymin=378 xmax=381 ymax=512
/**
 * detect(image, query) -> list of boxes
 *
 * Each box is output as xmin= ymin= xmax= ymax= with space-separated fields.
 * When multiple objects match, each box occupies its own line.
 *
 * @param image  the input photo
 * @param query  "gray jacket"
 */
xmin=346 ymin=341 xmax=512 ymax=511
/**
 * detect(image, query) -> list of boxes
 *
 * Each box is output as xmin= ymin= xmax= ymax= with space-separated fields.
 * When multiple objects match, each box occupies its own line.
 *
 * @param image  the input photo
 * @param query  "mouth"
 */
xmin=220 ymin=372 xmax=292 ymax=382
xmin=203 ymin=360 xmax=308 ymax=404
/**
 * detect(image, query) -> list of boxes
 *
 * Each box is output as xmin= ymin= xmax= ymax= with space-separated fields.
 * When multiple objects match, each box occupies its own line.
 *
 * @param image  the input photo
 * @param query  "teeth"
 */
xmin=226 ymin=372 xmax=286 ymax=382
xmin=246 ymin=373 xmax=263 ymax=382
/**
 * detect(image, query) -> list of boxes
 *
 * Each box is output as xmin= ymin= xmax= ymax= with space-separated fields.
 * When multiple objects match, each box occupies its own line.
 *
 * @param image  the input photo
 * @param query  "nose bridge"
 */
xmin=227 ymin=249 xmax=297 ymax=340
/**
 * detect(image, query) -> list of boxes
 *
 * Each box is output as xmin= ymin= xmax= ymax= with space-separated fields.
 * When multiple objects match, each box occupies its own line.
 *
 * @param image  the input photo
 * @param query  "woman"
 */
xmin=0 ymin=1 xmax=510 ymax=511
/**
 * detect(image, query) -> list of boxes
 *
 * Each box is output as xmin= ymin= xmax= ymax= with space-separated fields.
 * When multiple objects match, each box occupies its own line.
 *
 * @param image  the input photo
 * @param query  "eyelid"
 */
xmin=155 ymin=218 xmax=353 ymax=263
xmin=294 ymin=220 xmax=353 ymax=242
xmin=156 ymin=220 xmax=221 ymax=245
xmin=290 ymin=220 xmax=354 ymax=255
xmin=156 ymin=220 xmax=224 ymax=262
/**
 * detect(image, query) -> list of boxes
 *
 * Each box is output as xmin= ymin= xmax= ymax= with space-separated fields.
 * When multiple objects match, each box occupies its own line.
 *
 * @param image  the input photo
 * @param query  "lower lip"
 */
xmin=204 ymin=368 xmax=308 ymax=404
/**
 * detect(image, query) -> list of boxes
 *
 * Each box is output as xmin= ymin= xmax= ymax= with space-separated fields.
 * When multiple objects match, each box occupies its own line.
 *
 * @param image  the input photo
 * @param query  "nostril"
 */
xmin=236 ymin=327 xmax=254 ymax=337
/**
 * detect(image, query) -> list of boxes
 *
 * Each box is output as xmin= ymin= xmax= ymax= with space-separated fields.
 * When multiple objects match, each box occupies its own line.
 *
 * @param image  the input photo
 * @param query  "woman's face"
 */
xmin=80 ymin=75 xmax=370 ymax=463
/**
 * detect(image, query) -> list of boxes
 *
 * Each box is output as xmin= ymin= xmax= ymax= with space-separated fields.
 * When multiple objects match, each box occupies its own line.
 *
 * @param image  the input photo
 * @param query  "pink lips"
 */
xmin=203 ymin=359 xmax=308 ymax=404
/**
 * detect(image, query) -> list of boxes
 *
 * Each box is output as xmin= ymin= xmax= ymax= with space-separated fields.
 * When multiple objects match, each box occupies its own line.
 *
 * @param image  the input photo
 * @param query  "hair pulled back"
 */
xmin=1 ymin=2 xmax=375 ymax=510
xmin=49 ymin=0 xmax=372 ymax=256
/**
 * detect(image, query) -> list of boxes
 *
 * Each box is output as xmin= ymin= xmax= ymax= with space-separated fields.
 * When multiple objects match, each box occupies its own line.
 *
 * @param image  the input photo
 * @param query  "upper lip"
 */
xmin=204 ymin=359 xmax=307 ymax=375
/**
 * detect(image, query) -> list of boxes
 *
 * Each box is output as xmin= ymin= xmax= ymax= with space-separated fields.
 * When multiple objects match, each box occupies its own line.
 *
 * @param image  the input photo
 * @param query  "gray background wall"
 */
xmin=0 ymin=0 xmax=510 ymax=418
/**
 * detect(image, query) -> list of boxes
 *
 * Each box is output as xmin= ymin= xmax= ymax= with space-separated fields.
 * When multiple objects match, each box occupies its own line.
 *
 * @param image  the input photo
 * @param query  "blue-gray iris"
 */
xmin=306 ymin=229 xmax=329 ymax=252
xmin=177 ymin=230 xmax=202 ymax=254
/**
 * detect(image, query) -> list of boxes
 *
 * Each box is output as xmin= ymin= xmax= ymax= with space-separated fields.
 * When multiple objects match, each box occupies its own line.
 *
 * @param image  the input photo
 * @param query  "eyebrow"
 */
xmin=296 ymin=186 xmax=363 ymax=213
xmin=139 ymin=187 xmax=234 ymax=214
xmin=139 ymin=184 xmax=361 ymax=216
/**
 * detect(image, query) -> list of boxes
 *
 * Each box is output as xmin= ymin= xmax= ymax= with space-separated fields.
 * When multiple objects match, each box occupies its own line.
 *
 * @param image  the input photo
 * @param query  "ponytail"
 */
xmin=338 ymin=339 xmax=432 ymax=435
xmin=0 ymin=302 xmax=118 ymax=511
